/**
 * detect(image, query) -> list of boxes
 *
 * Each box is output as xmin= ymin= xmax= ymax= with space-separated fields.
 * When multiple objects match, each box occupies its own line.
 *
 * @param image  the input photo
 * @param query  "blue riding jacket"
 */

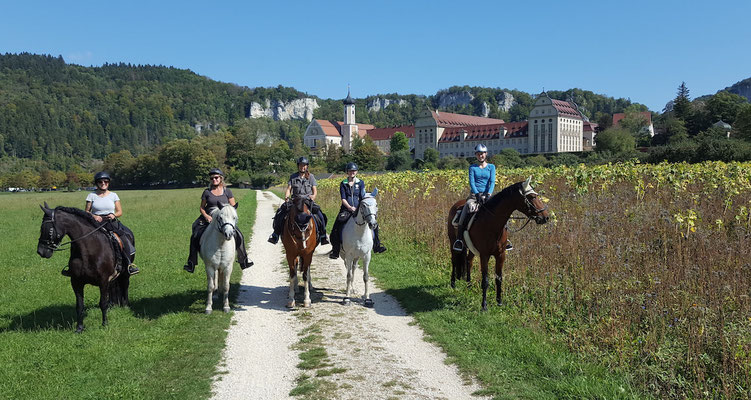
xmin=340 ymin=178 xmax=365 ymax=209
xmin=469 ymin=163 xmax=496 ymax=195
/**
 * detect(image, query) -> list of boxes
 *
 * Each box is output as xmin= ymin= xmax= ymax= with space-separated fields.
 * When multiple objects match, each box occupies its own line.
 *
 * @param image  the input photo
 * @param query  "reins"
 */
xmin=45 ymin=209 xmax=108 ymax=252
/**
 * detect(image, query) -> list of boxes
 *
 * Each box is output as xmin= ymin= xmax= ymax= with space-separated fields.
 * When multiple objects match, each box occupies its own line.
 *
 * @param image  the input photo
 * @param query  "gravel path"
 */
xmin=212 ymin=191 xmax=485 ymax=399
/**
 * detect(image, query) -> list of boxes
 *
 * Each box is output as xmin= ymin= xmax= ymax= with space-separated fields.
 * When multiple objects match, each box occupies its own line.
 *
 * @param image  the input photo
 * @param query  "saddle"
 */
xmin=108 ymin=232 xmax=128 ymax=273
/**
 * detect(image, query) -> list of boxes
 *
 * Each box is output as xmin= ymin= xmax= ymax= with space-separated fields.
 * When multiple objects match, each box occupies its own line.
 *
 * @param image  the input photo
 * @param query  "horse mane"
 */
xmin=54 ymin=206 xmax=100 ymax=227
xmin=483 ymin=181 xmax=523 ymax=209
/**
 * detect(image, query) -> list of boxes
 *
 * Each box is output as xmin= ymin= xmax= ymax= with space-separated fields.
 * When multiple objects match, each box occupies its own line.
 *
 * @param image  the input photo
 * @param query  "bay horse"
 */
xmin=447 ymin=177 xmax=549 ymax=311
xmin=200 ymin=205 xmax=238 ymax=314
xmin=340 ymin=189 xmax=379 ymax=307
xmin=36 ymin=202 xmax=131 ymax=333
xmin=281 ymin=197 xmax=318 ymax=308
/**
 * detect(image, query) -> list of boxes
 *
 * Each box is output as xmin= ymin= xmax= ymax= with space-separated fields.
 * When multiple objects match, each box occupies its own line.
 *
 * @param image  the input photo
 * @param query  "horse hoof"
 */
xmin=363 ymin=299 xmax=374 ymax=308
xmin=75 ymin=327 xmax=84 ymax=334
xmin=450 ymin=282 xmax=456 ymax=289
xmin=303 ymin=300 xmax=311 ymax=308
xmin=341 ymin=298 xmax=350 ymax=305
xmin=205 ymin=309 xmax=213 ymax=315
xmin=497 ymin=301 xmax=503 ymax=307
xmin=223 ymin=307 xmax=231 ymax=313
xmin=286 ymin=301 xmax=296 ymax=309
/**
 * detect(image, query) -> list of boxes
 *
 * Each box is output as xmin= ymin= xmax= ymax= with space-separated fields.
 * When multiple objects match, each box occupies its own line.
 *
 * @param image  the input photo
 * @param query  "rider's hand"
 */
xmin=206 ymin=216 xmax=212 ymax=223
xmin=107 ymin=213 xmax=115 ymax=220
xmin=93 ymin=215 xmax=103 ymax=223
xmin=349 ymin=205 xmax=356 ymax=212
xmin=475 ymin=193 xmax=483 ymax=204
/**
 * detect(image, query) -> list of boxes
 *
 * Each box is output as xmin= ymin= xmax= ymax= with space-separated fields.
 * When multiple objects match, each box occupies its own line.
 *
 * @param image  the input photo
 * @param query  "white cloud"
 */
xmin=66 ymin=51 xmax=94 ymax=65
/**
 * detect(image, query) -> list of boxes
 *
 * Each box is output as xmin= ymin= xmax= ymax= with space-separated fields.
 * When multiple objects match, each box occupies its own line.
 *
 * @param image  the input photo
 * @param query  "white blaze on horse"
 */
xmin=340 ymin=189 xmax=379 ymax=307
xmin=200 ymin=204 xmax=238 ymax=314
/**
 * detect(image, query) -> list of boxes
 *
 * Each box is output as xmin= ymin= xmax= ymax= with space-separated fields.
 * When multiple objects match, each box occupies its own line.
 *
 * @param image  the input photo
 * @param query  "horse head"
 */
xmin=358 ymin=190 xmax=379 ymax=229
xmin=210 ymin=204 xmax=237 ymax=240
xmin=518 ymin=176 xmax=549 ymax=224
xmin=37 ymin=202 xmax=62 ymax=258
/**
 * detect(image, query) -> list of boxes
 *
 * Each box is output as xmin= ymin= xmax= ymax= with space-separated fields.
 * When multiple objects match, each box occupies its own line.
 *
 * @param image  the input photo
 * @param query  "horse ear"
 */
xmin=43 ymin=201 xmax=50 ymax=210
xmin=218 ymin=203 xmax=224 ymax=209
xmin=40 ymin=204 xmax=52 ymax=215
xmin=233 ymin=202 xmax=239 ymax=209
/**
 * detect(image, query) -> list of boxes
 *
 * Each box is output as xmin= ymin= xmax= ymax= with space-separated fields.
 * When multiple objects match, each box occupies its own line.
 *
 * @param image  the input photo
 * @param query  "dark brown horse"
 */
xmin=447 ymin=177 xmax=549 ymax=310
xmin=282 ymin=197 xmax=318 ymax=308
xmin=37 ymin=203 xmax=131 ymax=332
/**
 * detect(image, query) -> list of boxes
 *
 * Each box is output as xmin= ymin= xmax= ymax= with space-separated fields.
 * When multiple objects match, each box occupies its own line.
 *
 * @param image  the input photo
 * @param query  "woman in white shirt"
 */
xmin=62 ymin=171 xmax=138 ymax=276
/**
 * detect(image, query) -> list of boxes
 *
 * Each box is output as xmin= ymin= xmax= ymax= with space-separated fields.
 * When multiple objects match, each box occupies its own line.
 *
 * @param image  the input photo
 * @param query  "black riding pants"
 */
xmin=273 ymin=199 xmax=327 ymax=238
xmin=104 ymin=219 xmax=135 ymax=263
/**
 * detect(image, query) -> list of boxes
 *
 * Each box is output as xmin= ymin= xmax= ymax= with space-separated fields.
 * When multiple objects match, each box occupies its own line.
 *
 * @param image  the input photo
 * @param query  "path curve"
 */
xmin=212 ymin=191 xmax=485 ymax=399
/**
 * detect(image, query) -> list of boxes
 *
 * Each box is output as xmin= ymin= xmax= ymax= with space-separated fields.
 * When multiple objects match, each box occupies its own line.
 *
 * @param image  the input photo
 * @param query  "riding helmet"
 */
xmin=94 ymin=171 xmax=111 ymax=182
xmin=346 ymin=162 xmax=358 ymax=171
xmin=209 ymin=168 xmax=223 ymax=176
xmin=297 ymin=156 xmax=309 ymax=165
xmin=474 ymin=144 xmax=488 ymax=153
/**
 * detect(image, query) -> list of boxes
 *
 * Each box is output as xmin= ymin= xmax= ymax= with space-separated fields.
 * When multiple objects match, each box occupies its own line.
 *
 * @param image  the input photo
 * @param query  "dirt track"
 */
xmin=211 ymin=191 xmax=484 ymax=399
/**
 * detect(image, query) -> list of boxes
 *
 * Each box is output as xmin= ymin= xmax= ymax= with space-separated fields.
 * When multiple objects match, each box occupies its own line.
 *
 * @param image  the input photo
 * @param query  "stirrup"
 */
xmin=127 ymin=264 xmax=140 ymax=275
xmin=505 ymin=241 xmax=513 ymax=251
xmin=452 ymin=240 xmax=464 ymax=252
xmin=374 ymin=245 xmax=387 ymax=254
xmin=268 ymin=233 xmax=279 ymax=244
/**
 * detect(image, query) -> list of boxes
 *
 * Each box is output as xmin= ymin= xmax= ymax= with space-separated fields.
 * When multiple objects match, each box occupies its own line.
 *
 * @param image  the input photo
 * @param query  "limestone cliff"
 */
xmin=248 ymin=98 xmax=319 ymax=121
xmin=367 ymin=98 xmax=407 ymax=112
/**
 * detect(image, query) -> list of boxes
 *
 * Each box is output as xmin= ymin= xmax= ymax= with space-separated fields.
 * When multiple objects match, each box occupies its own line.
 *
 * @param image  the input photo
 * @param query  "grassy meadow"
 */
xmin=0 ymin=188 xmax=256 ymax=399
xmin=317 ymin=162 xmax=751 ymax=400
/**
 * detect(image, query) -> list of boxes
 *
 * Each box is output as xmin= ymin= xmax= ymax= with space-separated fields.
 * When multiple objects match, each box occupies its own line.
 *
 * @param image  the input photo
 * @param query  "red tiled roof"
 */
xmin=315 ymin=120 xmax=375 ymax=138
xmin=612 ymin=111 xmax=651 ymax=126
xmin=431 ymin=111 xmax=504 ymax=127
xmin=583 ymin=121 xmax=598 ymax=132
xmin=367 ymin=125 xmax=415 ymax=141
xmin=551 ymin=99 xmax=582 ymax=119
xmin=316 ymin=120 xmax=342 ymax=137
xmin=438 ymin=121 xmax=528 ymax=143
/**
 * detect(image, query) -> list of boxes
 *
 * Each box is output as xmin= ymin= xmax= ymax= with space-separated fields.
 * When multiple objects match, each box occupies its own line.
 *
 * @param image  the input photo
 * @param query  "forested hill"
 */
xmin=0 ymin=53 xmax=647 ymax=171
xmin=0 ymin=53 xmax=307 ymax=166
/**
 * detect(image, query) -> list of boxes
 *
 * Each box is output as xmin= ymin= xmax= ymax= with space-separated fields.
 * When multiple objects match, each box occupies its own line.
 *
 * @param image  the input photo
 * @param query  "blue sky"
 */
xmin=1 ymin=0 xmax=749 ymax=112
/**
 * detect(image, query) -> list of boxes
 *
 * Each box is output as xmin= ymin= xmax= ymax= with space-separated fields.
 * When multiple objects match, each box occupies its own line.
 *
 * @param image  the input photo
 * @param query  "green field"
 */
xmin=0 ymin=188 xmax=256 ymax=399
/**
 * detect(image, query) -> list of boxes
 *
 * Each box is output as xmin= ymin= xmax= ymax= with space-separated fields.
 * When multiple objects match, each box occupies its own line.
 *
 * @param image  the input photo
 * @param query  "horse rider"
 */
xmin=268 ymin=157 xmax=329 ymax=246
xmin=63 ymin=171 xmax=138 ymax=276
xmin=328 ymin=162 xmax=387 ymax=259
xmin=183 ymin=168 xmax=253 ymax=273
xmin=453 ymin=144 xmax=512 ymax=252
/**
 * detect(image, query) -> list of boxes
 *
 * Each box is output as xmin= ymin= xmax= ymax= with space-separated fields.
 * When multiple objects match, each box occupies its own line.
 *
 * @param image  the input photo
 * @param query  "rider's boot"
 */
xmin=61 ymin=267 xmax=71 ymax=277
xmin=183 ymin=235 xmax=199 ymax=273
xmin=267 ymin=232 xmax=279 ymax=244
xmin=235 ymin=231 xmax=253 ymax=269
xmin=373 ymin=226 xmax=387 ymax=253
xmin=453 ymin=221 xmax=468 ymax=252
xmin=123 ymin=250 xmax=139 ymax=275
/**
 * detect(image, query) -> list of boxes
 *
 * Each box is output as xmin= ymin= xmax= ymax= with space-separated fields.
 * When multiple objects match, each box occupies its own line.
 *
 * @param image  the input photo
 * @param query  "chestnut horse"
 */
xmin=447 ymin=177 xmax=549 ymax=310
xmin=281 ymin=197 xmax=318 ymax=308
xmin=37 ymin=203 xmax=131 ymax=333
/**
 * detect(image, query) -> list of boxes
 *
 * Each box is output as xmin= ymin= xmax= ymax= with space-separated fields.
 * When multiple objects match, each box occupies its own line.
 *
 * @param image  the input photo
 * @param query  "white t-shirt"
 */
xmin=86 ymin=192 xmax=120 ymax=216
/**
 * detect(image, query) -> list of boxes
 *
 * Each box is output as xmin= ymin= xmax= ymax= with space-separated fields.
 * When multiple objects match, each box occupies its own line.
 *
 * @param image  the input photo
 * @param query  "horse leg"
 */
xmin=450 ymin=250 xmax=459 ymax=289
xmin=343 ymin=257 xmax=354 ymax=305
xmin=221 ymin=266 xmax=231 ymax=313
xmin=302 ymin=254 xmax=312 ymax=308
xmin=99 ymin=283 xmax=110 ymax=327
xmin=362 ymin=252 xmax=373 ymax=307
xmin=495 ymin=252 xmax=505 ymax=307
xmin=466 ymin=251 xmax=474 ymax=287
xmin=205 ymin=267 xmax=216 ymax=314
xmin=287 ymin=253 xmax=297 ymax=308
xmin=480 ymin=255 xmax=490 ymax=311
xmin=71 ymin=279 xmax=85 ymax=333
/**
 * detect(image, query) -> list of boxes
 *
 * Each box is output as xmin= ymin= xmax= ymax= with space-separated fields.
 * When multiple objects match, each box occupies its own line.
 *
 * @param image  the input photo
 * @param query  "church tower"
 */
xmin=341 ymin=87 xmax=358 ymax=152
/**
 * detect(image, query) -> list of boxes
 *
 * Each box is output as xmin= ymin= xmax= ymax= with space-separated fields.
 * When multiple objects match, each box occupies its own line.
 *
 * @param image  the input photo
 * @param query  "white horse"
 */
xmin=340 ymin=189 xmax=378 ymax=307
xmin=200 ymin=205 xmax=238 ymax=314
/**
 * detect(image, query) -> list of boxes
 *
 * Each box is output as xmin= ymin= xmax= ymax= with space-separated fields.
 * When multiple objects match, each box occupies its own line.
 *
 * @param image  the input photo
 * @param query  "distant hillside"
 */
xmin=0 ymin=53 xmax=308 ymax=165
xmin=719 ymin=77 xmax=751 ymax=102
xmin=0 ymin=52 xmax=647 ymax=168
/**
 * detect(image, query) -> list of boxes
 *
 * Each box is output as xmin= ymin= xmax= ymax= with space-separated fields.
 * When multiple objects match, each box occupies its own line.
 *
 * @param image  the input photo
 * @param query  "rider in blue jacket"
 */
xmin=453 ymin=144 xmax=497 ymax=252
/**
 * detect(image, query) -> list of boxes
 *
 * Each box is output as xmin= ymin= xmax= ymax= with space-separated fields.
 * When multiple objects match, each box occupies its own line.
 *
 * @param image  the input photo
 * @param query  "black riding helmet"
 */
xmin=297 ymin=157 xmax=309 ymax=165
xmin=346 ymin=162 xmax=358 ymax=171
xmin=94 ymin=171 xmax=111 ymax=182
xmin=209 ymin=168 xmax=223 ymax=176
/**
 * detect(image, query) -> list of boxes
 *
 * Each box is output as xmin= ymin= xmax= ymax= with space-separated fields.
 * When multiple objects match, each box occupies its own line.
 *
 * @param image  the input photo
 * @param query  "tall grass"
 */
xmin=317 ymin=162 xmax=751 ymax=399
xmin=0 ymin=189 xmax=256 ymax=399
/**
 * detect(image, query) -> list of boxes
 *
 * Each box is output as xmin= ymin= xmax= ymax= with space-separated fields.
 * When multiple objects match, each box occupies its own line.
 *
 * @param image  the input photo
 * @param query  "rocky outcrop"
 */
xmin=437 ymin=91 xmax=474 ymax=109
xmin=496 ymin=92 xmax=515 ymax=112
xmin=726 ymin=78 xmax=751 ymax=102
xmin=367 ymin=98 xmax=407 ymax=112
xmin=248 ymin=98 xmax=319 ymax=121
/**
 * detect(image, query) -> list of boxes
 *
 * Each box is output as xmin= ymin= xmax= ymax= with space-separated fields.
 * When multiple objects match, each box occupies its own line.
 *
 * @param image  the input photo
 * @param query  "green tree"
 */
xmin=489 ymin=148 xmax=523 ymax=168
xmin=158 ymin=139 xmax=217 ymax=185
xmin=733 ymin=103 xmax=751 ymax=141
xmin=352 ymin=136 xmax=384 ymax=171
xmin=706 ymin=91 xmax=747 ymax=125
xmin=389 ymin=131 xmax=409 ymax=153
xmin=38 ymin=169 xmax=67 ymax=189
xmin=437 ymin=155 xmax=469 ymax=170
xmin=673 ymin=82 xmax=692 ymax=121
xmin=386 ymin=150 xmax=411 ymax=171
xmin=595 ymin=127 xmax=636 ymax=154
xmin=103 ymin=150 xmax=135 ymax=183
xmin=423 ymin=148 xmax=439 ymax=166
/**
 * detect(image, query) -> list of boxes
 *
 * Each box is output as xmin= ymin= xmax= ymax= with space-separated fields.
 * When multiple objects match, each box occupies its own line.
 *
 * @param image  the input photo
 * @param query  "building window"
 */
xmin=548 ymin=133 xmax=553 ymax=152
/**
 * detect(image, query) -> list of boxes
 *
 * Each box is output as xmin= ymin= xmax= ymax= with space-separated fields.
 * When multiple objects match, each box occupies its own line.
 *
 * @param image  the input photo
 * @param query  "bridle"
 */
xmin=40 ymin=209 xmax=107 ymax=252
xmin=286 ymin=202 xmax=312 ymax=248
xmin=480 ymin=187 xmax=548 ymax=233
xmin=354 ymin=198 xmax=377 ymax=228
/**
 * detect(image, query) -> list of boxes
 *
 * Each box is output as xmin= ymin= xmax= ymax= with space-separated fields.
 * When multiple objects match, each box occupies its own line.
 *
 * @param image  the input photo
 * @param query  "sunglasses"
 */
xmin=211 ymin=176 xmax=222 ymax=180
xmin=96 ymin=180 xmax=110 ymax=184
